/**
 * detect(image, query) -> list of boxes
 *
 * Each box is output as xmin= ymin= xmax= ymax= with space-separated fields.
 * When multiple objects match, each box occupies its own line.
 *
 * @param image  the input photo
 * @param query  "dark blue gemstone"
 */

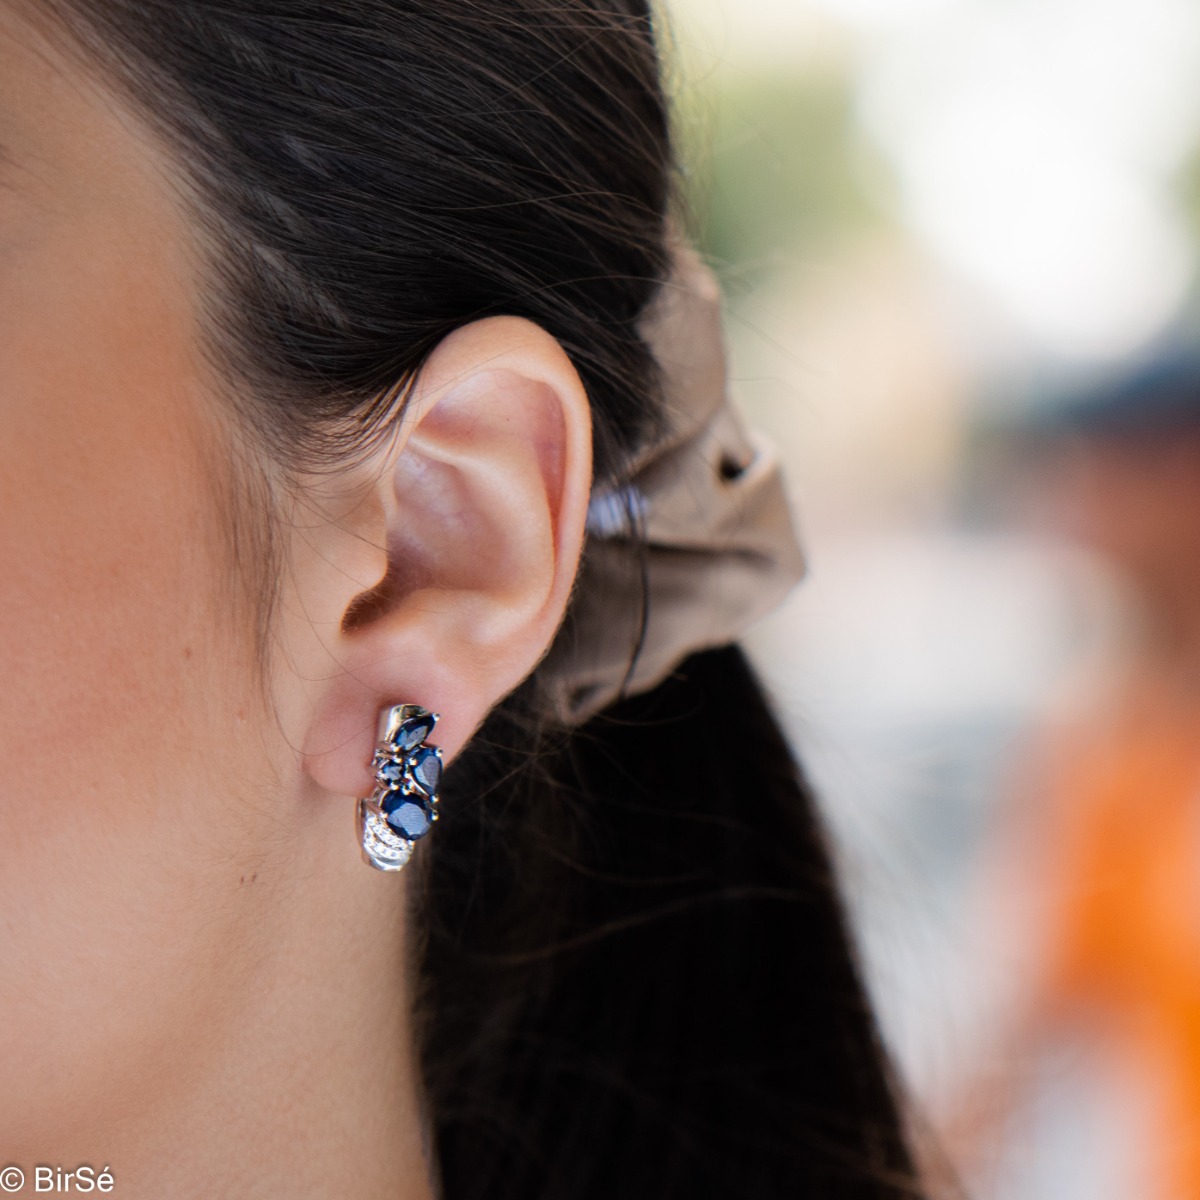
xmin=382 ymin=791 xmax=433 ymax=840
xmin=393 ymin=712 xmax=435 ymax=753
xmin=377 ymin=758 xmax=405 ymax=784
xmin=408 ymin=745 xmax=442 ymax=796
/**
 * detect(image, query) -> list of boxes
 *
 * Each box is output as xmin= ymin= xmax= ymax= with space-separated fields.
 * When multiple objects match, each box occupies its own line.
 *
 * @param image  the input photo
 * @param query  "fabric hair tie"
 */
xmin=539 ymin=238 xmax=808 ymax=725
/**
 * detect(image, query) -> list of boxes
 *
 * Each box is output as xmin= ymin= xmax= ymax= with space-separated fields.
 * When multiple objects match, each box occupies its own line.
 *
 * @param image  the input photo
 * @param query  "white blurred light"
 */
xmin=854 ymin=0 xmax=1200 ymax=361
xmin=898 ymin=95 xmax=1193 ymax=359
xmin=809 ymin=0 xmax=965 ymax=33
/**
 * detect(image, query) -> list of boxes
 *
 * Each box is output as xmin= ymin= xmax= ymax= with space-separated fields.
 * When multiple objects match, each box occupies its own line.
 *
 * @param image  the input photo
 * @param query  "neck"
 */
xmin=39 ymin=833 xmax=437 ymax=1200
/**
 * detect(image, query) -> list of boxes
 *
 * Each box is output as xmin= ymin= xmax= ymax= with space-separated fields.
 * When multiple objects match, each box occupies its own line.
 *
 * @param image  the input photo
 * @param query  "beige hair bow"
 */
xmin=539 ymin=240 xmax=807 ymax=725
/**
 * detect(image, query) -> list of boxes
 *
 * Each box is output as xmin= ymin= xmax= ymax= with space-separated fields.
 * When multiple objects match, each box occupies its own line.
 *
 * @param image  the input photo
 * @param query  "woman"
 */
xmin=0 ymin=1 xmax=923 ymax=1196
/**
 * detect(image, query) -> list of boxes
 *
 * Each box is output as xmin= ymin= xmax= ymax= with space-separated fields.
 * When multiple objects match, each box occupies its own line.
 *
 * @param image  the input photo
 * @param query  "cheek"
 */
xmin=0 ymin=213 xmax=227 ymax=814
xmin=0 ymin=192 xmax=278 ymax=1138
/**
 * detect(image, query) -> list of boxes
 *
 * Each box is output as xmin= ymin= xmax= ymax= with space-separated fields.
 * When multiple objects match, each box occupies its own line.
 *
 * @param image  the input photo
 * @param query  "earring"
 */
xmin=358 ymin=703 xmax=443 ymax=872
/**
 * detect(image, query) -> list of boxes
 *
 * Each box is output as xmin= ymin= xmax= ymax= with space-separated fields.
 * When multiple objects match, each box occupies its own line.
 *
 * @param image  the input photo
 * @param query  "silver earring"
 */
xmin=358 ymin=703 xmax=443 ymax=872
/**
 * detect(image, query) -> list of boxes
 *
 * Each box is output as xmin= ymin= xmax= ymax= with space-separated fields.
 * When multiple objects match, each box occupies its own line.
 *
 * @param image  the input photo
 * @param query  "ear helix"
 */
xmin=357 ymin=704 xmax=443 ymax=872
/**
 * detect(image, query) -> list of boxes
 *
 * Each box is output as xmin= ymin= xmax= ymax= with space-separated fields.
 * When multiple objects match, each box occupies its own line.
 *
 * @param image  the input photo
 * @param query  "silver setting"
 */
xmin=358 ymin=703 xmax=442 ymax=872
xmin=378 ymin=702 xmax=433 ymax=745
xmin=358 ymin=800 xmax=414 ymax=871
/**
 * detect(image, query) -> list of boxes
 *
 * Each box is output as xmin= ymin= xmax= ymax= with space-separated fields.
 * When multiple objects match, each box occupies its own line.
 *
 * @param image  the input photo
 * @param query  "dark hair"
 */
xmin=37 ymin=2 xmax=925 ymax=1195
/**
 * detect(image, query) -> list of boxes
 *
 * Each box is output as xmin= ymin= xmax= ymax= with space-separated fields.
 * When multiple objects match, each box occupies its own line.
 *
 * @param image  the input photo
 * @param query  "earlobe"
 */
xmin=298 ymin=316 xmax=593 ymax=800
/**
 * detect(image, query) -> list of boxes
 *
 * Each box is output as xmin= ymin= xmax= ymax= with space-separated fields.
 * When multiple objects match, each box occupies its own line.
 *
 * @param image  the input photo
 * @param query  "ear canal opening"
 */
xmin=340 ymin=551 xmax=408 ymax=633
xmin=341 ymin=581 xmax=390 ymax=634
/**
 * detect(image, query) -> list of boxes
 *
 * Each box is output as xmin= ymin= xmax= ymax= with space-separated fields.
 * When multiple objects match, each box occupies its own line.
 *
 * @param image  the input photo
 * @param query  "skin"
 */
xmin=0 ymin=8 xmax=593 ymax=1198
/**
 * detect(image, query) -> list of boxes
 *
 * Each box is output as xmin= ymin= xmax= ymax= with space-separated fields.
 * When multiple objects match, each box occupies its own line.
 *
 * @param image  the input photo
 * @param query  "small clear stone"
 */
xmin=361 ymin=806 xmax=413 ymax=871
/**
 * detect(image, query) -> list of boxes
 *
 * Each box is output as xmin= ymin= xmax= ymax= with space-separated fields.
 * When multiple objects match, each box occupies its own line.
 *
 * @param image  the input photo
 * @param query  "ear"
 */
xmin=293 ymin=316 xmax=593 ymax=799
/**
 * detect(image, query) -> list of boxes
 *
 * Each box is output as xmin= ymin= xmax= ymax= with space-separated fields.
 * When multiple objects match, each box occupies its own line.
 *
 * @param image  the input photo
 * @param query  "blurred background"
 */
xmin=661 ymin=1 xmax=1200 ymax=1197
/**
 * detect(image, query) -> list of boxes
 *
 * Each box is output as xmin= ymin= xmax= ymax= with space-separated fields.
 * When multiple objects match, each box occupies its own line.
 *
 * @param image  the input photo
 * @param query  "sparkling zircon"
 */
xmin=360 ymin=805 xmax=414 ymax=870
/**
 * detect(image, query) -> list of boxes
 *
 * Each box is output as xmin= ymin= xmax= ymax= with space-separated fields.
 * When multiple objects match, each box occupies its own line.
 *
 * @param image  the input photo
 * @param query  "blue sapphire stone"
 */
xmin=393 ymin=712 xmax=435 ymax=753
xmin=407 ymin=745 xmax=443 ymax=796
xmin=382 ymin=790 xmax=433 ymax=840
xmin=377 ymin=758 xmax=405 ymax=784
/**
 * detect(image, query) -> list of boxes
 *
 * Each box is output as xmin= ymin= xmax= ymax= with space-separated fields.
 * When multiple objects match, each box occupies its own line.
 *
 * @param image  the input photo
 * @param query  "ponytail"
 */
xmin=423 ymin=644 xmax=923 ymax=1198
